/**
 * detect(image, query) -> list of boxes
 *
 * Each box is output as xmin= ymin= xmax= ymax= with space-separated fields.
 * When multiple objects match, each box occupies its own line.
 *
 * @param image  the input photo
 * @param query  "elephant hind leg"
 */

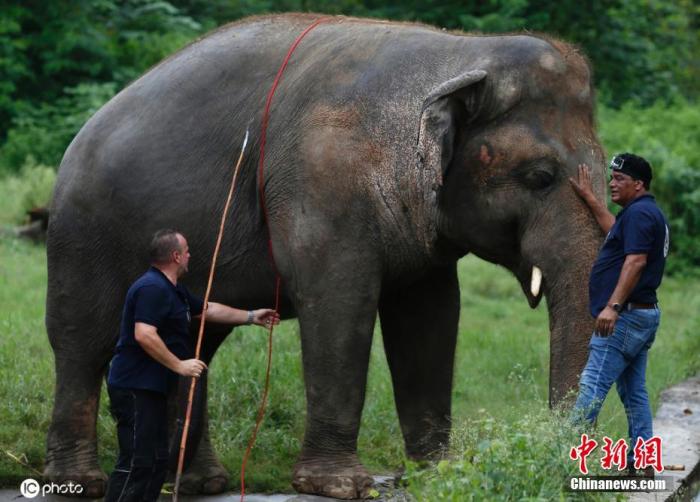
xmin=379 ymin=264 xmax=460 ymax=460
xmin=44 ymin=253 xmax=124 ymax=497
xmin=168 ymin=324 xmax=232 ymax=494
xmin=175 ymin=416 xmax=229 ymax=495
xmin=44 ymin=355 xmax=109 ymax=497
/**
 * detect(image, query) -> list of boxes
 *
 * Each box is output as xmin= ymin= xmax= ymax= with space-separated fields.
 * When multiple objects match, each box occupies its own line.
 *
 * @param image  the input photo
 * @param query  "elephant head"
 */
xmin=418 ymin=37 xmax=606 ymax=405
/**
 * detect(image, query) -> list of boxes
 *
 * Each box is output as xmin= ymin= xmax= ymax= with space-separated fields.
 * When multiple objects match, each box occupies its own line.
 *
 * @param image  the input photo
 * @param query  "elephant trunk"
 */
xmin=545 ymin=272 xmax=595 ymax=407
xmin=519 ymin=199 xmax=603 ymax=408
xmin=543 ymin=226 xmax=602 ymax=407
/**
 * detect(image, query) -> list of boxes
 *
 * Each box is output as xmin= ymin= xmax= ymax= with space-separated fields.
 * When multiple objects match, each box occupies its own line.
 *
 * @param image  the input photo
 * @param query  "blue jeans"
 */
xmin=573 ymin=307 xmax=660 ymax=461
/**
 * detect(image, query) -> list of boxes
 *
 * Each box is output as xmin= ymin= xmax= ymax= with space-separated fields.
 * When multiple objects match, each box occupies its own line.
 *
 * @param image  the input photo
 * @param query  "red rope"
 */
xmin=240 ymin=17 xmax=330 ymax=502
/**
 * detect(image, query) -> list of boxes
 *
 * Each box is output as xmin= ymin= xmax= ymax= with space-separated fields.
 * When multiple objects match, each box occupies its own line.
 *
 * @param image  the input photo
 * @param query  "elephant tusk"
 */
xmin=531 ymin=266 xmax=542 ymax=297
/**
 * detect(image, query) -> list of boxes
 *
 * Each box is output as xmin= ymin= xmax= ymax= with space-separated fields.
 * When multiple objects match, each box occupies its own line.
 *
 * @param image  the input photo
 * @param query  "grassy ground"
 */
xmin=0 ymin=235 xmax=698 ymax=498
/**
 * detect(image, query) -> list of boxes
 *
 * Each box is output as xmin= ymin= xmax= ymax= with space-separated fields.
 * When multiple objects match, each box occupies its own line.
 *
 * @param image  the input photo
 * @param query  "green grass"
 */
xmin=0 ymin=238 xmax=54 ymax=484
xmin=0 ymin=235 xmax=698 ymax=498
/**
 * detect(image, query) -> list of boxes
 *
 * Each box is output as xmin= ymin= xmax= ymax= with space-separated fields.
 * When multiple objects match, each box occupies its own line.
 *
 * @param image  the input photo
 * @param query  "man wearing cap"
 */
xmin=105 ymin=229 xmax=280 ymax=502
xmin=569 ymin=153 xmax=669 ymax=474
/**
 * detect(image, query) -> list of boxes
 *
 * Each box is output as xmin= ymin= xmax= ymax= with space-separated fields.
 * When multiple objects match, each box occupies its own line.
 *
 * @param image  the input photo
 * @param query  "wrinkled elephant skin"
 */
xmin=45 ymin=14 xmax=605 ymax=499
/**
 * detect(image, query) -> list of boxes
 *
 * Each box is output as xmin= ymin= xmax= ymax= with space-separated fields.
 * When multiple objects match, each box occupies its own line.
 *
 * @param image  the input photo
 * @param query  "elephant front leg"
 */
xmin=291 ymin=273 xmax=381 ymax=499
xmin=379 ymin=264 xmax=460 ymax=460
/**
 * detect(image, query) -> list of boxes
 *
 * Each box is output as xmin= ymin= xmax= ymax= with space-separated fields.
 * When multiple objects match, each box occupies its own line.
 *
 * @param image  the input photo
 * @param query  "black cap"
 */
xmin=609 ymin=153 xmax=653 ymax=185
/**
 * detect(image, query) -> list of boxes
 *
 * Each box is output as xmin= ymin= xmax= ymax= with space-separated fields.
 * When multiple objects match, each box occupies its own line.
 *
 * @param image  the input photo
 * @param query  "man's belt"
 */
xmin=626 ymin=302 xmax=657 ymax=310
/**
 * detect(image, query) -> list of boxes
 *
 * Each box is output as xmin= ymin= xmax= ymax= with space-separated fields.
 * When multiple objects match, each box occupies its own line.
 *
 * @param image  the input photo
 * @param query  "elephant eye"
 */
xmin=523 ymin=169 xmax=555 ymax=189
xmin=511 ymin=157 xmax=558 ymax=190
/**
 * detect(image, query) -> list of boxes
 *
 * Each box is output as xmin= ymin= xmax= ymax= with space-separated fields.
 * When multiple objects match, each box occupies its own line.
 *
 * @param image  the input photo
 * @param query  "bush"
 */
xmin=404 ymin=407 xmax=621 ymax=501
xmin=598 ymin=99 xmax=700 ymax=274
xmin=598 ymin=98 xmax=700 ymax=168
xmin=0 ymin=83 xmax=116 ymax=175
xmin=0 ymin=158 xmax=56 ymax=227
xmin=656 ymin=166 xmax=700 ymax=274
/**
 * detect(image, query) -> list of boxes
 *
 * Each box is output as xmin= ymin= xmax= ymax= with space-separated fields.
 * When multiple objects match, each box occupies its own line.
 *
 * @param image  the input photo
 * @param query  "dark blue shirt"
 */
xmin=589 ymin=194 xmax=669 ymax=317
xmin=108 ymin=267 xmax=204 ymax=394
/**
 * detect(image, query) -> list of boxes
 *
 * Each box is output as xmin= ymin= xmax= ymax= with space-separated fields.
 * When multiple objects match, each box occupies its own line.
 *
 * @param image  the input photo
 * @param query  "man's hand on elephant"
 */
xmin=569 ymin=162 xmax=616 ymax=234
xmin=569 ymin=163 xmax=595 ymax=201
xmin=594 ymin=306 xmax=618 ymax=337
xmin=253 ymin=309 xmax=280 ymax=328
xmin=177 ymin=359 xmax=207 ymax=378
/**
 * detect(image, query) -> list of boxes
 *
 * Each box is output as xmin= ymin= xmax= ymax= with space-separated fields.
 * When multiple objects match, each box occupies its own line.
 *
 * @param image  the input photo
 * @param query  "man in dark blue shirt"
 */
xmin=105 ymin=229 xmax=279 ymax=502
xmin=569 ymin=153 xmax=669 ymax=475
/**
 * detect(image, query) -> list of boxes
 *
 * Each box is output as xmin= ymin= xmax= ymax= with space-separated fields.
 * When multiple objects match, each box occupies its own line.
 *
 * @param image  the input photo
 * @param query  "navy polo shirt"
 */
xmin=589 ymin=194 xmax=669 ymax=317
xmin=108 ymin=267 xmax=204 ymax=394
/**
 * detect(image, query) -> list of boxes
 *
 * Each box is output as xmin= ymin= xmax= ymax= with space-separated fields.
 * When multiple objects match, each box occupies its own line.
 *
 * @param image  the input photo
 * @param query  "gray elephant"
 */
xmin=45 ymin=14 xmax=605 ymax=499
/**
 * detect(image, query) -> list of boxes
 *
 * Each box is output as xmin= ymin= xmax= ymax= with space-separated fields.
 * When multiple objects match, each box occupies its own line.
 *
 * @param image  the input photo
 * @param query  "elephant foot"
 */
xmin=405 ymin=433 xmax=449 ymax=464
xmin=292 ymin=455 xmax=373 ymax=499
xmin=178 ymin=470 xmax=228 ymax=495
xmin=406 ymin=448 xmax=447 ymax=464
xmin=43 ymin=440 xmax=107 ymax=498
xmin=176 ymin=436 xmax=229 ymax=494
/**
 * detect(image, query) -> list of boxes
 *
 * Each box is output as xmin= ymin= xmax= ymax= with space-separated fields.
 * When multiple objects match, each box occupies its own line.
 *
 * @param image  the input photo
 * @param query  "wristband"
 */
xmin=246 ymin=310 xmax=254 ymax=325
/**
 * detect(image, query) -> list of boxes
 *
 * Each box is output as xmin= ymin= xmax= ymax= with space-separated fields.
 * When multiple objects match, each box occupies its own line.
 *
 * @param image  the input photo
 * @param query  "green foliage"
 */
xmin=656 ymin=167 xmax=700 ymax=274
xmin=104 ymin=0 xmax=201 ymax=84
xmin=0 ymin=4 xmax=31 ymax=139
xmin=404 ymin=409 xmax=620 ymax=501
xmin=0 ymin=83 xmax=115 ymax=173
xmin=523 ymin=0 xmax=696 ymax=107
xmin=1 ymin=0 xmax=697 ymax=174
xmin=0 ymin=158 xmax=56 ymax=228
xmin=598 ymin=99 xmax=700 ymax=273
xmin=0 ymin=0 xmax=199 ymax=144
xmin=598 ymin=99 xmax=700 ymax=176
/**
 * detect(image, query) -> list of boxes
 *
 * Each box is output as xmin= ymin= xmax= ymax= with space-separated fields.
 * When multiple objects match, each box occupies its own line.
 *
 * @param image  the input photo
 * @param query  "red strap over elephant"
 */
xmin=242 ymin=16 xmax=332 ymax=502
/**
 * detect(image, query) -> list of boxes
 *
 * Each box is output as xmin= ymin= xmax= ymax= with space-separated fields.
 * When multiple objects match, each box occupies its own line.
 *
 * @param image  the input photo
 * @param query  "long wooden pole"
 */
xmin=173 ymin=130 xmax=249 ymax=502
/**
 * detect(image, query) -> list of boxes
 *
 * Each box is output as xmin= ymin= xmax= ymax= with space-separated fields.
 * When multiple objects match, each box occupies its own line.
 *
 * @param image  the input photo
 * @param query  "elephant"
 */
xmin=44 ymin=13 xmax=606 ymax=499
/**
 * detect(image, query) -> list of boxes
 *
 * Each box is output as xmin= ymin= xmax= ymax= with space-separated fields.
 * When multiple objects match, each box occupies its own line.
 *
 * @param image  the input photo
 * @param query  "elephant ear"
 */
xmin=416 ymin=70 xmax=487 ymax=187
